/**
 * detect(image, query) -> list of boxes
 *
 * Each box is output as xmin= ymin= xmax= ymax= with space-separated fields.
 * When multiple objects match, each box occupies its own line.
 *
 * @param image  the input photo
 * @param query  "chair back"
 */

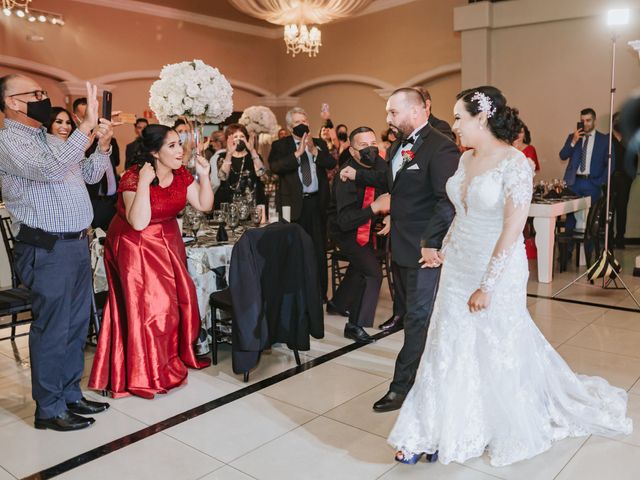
xmin=0 ymin=217 xmax=19 ymax=288
xmin=584 ymin=196 xmax=608 ymax=241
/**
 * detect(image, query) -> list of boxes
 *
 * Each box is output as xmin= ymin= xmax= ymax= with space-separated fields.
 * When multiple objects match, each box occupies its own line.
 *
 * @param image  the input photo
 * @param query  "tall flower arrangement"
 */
xmin=149 ymin=59 xmax=233 ymax=126
xmin=238 ymin=105 xmax=279 ymax=136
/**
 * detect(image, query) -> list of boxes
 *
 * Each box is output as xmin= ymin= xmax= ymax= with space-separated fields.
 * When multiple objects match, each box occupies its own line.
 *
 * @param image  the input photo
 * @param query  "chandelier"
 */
xmin=2 ymin=0 xmax=64 ymax=25
xmin=228 ymin=0 xmax=373 ymax=57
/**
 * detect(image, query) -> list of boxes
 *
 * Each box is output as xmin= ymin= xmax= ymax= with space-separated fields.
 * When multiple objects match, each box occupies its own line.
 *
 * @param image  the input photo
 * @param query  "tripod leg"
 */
xmin=552 ymin=269 xmax=591 ymax=298
xmin=609 ymin=270 xmax=640 ymax=310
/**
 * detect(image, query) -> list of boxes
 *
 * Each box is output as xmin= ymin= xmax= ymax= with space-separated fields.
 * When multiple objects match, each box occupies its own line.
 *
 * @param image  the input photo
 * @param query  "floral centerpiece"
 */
xmin=238 ymin=105 xmax=279 ymax=137
xmin=149 ymin=59 xmax=233 ymax=126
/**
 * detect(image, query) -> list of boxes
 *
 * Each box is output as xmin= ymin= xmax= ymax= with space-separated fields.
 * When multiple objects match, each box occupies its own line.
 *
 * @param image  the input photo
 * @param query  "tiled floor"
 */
xmin=1 ymin=247 xmax=640 ymax=479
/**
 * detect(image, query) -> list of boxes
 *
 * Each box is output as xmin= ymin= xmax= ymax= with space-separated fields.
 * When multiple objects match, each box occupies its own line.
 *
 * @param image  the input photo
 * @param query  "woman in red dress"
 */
xmin=89 ymin=124 xmax=214 ymax=398
xmin=513 ymin=123 xmax=540 ymax=172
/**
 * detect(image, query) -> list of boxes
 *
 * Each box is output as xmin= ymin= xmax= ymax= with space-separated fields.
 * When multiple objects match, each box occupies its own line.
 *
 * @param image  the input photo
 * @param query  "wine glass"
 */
xmin=239 ymin=201 xmax=250 ymax=221
xmin=191 ymin=214 xmax=202 ymax=239
xmin=228 ymin=211 xmax=240 ymax=238
xmin=252 ymin=207 xmax=262 ymax=227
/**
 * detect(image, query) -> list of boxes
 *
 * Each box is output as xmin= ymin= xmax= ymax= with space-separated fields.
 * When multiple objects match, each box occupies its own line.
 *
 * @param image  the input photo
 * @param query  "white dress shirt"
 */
xmin=294 ymin=138 xmax=319 ymax=193
xmin=392 ymin=119 xmax=429 ymax=180
xmin=577 ymin=132 xmax=595 ymax=175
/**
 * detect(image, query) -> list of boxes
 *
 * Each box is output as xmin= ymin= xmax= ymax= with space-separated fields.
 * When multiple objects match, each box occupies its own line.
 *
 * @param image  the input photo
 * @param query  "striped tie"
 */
xmin=579 ymin=134 xmax=590 ymax=173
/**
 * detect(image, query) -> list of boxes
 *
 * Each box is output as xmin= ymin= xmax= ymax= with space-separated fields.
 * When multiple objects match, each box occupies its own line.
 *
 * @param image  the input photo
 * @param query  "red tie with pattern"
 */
xmin=356 ymin=187 xmax=376 ymax=246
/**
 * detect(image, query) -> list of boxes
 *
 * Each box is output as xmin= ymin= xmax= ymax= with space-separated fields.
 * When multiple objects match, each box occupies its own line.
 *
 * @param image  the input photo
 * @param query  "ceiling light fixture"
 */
xmin=228 ymin=0 xmax=373 ymax=57
xmin=1 ymin=0 xmax=64 ymax=25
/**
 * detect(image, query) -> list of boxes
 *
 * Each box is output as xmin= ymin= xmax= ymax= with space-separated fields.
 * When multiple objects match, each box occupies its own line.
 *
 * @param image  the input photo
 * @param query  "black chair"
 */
xmin=328 ymin=235 xmax=394 ymax=301
xmin=209 ymin=282 xmax=302 ymax=383
xmin=556 ymin=196 xmax=609 ymax=272
xmin=0 ymin=216 xmax=33 ymax=341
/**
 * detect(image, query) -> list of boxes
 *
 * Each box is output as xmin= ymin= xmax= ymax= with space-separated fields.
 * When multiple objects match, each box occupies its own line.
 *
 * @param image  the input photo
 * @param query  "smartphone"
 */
xmin=321 ymin=103 xmax=330 ymax=115
xmin=102 ymin=90 xmax=112 ymax=121
xmin=576 ymin=121 xmax=584 ymax=131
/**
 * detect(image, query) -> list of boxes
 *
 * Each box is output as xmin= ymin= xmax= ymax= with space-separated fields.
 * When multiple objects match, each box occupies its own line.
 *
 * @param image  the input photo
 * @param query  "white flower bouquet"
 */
xmin=149 ymin=59 xmax=233 ymax=126
xmin=239 ymin=105 xmax=279 ymax=136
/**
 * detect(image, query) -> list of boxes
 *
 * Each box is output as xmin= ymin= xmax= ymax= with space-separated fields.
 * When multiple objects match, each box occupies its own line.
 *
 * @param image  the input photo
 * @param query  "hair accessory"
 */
xmin=471 ymin=92 xmax=496 ymax=119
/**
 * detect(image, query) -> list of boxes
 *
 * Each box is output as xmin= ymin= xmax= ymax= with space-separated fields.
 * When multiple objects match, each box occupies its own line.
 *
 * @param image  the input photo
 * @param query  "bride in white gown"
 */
xmin=388 ymin=86 xmax=632 ymax=467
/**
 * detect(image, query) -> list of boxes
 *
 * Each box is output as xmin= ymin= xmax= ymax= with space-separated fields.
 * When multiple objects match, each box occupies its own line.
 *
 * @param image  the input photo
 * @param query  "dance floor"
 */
xmin=1 ymin=248 xmax=640 ymax=479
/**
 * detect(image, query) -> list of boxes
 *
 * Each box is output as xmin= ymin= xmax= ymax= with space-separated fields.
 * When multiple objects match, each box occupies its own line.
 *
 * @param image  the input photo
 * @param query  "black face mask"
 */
xmin=358 ymin=146 xmax=379 ymax=167
xmin=292 ymin=124 xmax=309 ymax=138
xmin=337 ymin=131 xmax=348 ymax=142
xmin=21 ymin=98 xmax=52 ymax=124
xmin=235 ymin=140 xmax=246 ymax=152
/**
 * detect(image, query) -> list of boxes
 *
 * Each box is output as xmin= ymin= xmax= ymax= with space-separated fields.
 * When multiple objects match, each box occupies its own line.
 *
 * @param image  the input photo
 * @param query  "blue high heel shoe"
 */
xmin=395 ymin=450 xmax=439 ymax=464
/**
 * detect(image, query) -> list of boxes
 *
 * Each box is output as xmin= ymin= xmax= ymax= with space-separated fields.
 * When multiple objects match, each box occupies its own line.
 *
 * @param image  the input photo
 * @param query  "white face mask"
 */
xmin=178 ymin=132 xmax=188 ymax=145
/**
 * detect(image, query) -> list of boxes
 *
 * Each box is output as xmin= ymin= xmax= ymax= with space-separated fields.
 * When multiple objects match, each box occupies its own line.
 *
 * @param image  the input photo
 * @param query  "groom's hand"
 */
xmin=419 ymin=248 xmax=441 ymax=268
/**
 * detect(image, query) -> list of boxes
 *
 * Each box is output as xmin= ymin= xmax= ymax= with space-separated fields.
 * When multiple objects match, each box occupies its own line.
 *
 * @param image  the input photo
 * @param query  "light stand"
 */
xmin=553 ymin=9 xmax=640 ymax=310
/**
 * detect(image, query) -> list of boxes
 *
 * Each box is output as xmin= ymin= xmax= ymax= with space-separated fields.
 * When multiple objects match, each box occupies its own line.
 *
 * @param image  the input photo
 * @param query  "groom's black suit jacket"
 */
xmin=357 ymin=124 xmax=460 ymax=268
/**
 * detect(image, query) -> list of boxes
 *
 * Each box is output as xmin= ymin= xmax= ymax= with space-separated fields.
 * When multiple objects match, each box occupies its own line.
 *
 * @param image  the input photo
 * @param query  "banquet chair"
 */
xmin=556 ymin=196 xmax=609 ymax=273
xmin=328 ymin=234 xmax=394 ymax=301
xmin=0 ymin=216 xmax=33 ymax=342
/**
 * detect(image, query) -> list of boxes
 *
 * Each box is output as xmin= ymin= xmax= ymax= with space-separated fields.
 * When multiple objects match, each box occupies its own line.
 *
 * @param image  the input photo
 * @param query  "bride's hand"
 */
xmin=468 ymin=289 xmax=491 ymax=313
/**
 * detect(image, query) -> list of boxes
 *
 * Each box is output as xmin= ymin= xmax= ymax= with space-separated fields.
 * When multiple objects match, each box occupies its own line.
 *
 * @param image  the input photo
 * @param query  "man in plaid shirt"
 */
xmin=0 ymin=75 xmax=113 ymax=431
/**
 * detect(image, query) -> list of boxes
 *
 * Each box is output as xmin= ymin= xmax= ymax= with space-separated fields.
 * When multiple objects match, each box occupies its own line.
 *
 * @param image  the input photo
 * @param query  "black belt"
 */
xmin=49 ymin=229 xmax=88 ymax=240
xmin=576 ymin=174 xmax=590 ymax=179
xmin=303 ymin=192 xmax=318 ymax=198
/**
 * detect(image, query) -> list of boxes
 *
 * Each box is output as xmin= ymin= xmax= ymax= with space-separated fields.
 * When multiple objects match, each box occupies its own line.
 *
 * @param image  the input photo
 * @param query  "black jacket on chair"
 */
xmin=268 ymin=136 xmax=336 ymax=221
xmin=356 ymin=124 xmax=460 ymax=268
xmin=229 ymin=222 xmax=324 ymax=374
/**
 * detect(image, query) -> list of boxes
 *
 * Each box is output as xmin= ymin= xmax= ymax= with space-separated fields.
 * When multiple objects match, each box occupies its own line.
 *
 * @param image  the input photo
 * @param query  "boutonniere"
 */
xmin=401 ymin=149 xmax=414 ymax=164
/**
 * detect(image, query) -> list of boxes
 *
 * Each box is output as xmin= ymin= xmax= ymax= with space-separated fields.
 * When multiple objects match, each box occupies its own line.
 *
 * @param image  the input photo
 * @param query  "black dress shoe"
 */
xmin=67 ymin=397 xmax=110 ymax=415
xmin=373 ymin=391 xmax=406 ymax=412
xmin=326 ymin=300 xmax=350 ymax=317
xmin=34 ymin=410 xmax=95 ymax=431
xmin=344 ymin=323 xmax=375 ymax=344
xmin=379 ymin=315 xmax=404 ymax=331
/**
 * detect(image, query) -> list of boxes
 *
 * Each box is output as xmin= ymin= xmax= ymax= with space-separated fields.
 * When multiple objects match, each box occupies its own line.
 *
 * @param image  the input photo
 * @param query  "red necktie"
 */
xmin=356 ymin=186 xmax=376 ymax=246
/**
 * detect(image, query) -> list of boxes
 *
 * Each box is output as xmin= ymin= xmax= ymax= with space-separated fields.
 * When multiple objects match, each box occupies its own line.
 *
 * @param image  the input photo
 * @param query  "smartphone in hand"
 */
xmin=576 ymin=121 xmax=584 ymax=131
xmin=102 ymin=91 xmax=112 ymax=121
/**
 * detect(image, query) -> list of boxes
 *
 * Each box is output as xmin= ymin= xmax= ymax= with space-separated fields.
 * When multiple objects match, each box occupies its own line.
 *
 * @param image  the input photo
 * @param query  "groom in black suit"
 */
xmin=341 ymin=88 xmax=459 ymax=411
xmin=269 ymin=107 xmax=337 ymax=298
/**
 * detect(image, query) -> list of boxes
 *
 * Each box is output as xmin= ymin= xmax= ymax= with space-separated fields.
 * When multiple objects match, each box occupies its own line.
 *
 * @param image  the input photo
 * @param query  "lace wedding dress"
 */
xmin=388 ymin=148 xmax=632 ymax=467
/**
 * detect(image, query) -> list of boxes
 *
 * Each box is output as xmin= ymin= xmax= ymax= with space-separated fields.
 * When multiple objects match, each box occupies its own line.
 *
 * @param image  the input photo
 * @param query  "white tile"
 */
xmin=594 ymin=309 xmax=640 ymax=332
xmin=380 ymin=462 xmax=503 ymax=480
xmin=531 ymin=315 xmax=587 ymax=345
xmin=0 ymin=408 xmax=147 ymax=478
xmin=464 ymin=436 xmax=589 ymax=480
xmin=199 ymin=466 xmax=256 ymax=480
xmin=555 ymin=436 xmax=640 ymax=480
xmin=331 ymin=340 xmax=398 ymax=379
xmin=527 ymin=300 xmax=604 ymax=325
xmin=106 ymin=374 xmax=240 ymax=425
xmin=324 ymin=383 xmax=398 ymax=438
xmin=566 ymin=324 xmax=640 ymax=359
xmin=0 ymin=467 xmax=14 ymax=480
xmin=231 ymin=416 xmax=394 ymax=480
xmin=165 ymin=393 xmax=316 ymax=463
xmin=261 ymin=362 xmax=387 ymax=414
xmin=0 ymin=369 xmax=35 ymax=427
xmin=56 ymin=433 xmax=222 ymax=480
xmin=556 ymin=345 xmax=640 ymax=390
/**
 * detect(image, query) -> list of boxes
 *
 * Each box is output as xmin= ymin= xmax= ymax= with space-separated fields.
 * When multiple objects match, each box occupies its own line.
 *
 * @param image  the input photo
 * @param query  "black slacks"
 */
xmin=612 ymin=172 xmax=633 ymax=244
xmin=331 ymin=238 xmax=382 ymax=327
xmin=390 ymin=265 xmax=441 ymax=395
xmin=391 ymin=260 xmax=407 ymax=318
xmin=13 ymin=237 xmax=92 ymax=419
xmin=295 ymin=194 xmax=328 ymax=298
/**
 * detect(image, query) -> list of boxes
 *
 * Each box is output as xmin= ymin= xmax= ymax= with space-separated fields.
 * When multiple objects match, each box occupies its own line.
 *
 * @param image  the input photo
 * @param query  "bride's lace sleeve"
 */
xmin=479 ymin=153 xmax=533 ymax=293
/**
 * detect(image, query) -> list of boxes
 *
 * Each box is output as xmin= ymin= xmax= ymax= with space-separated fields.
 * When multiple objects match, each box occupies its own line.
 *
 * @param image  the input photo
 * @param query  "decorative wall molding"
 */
xmin=0 ymin=55 xmax=80 ymax=82
xmin=69 ymin=0 xmax=280 ymax=38
xmin=90 ymin=70 xmax=276 ymax=97
xmin=401 ymin=63 xmax=461 ymax=87
xmin=281 ymin=74 xmax=395 ymax=97
xmin=259 ymin=96 xmax=300 ymax=108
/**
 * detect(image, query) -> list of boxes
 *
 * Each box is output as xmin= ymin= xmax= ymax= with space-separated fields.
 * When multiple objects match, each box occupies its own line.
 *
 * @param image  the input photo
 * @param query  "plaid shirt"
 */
xmin=0 ymin=119 xmax=110 ymax=233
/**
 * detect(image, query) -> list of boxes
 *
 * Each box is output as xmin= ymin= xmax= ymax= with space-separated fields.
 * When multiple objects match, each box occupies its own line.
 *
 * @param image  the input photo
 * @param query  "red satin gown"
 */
xmin=89 ymin=166 xmax=209 ymax=399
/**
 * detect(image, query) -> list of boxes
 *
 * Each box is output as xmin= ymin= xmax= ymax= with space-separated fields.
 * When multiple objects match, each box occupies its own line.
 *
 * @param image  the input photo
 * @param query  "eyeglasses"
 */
xmin=8 ymin=90 xmax=48 ymax=100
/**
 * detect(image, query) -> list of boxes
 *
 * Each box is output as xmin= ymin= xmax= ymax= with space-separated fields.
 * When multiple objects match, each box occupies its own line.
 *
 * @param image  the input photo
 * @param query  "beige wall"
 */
xmin=455 ymin=0 xmax=640 ymax=236
xmin=1 ymin=0 xmax=464 ymax=160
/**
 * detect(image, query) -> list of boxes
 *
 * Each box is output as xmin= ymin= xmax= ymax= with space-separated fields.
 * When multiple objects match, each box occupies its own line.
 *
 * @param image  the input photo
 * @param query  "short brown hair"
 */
xmin=224 ymin=123 xmax=249 ymax=140
xmin=414 ymin=86 xmax=431 ymax=102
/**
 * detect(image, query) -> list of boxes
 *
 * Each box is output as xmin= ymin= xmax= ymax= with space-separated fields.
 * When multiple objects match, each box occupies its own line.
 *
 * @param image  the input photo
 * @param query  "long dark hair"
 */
xmin=456 ymin=86 xmax=522 ymax=143
xmin=132 ymin=124 xmax=175 ymax=185
xmin=44 ymin=107 xmax=76 ymax=136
